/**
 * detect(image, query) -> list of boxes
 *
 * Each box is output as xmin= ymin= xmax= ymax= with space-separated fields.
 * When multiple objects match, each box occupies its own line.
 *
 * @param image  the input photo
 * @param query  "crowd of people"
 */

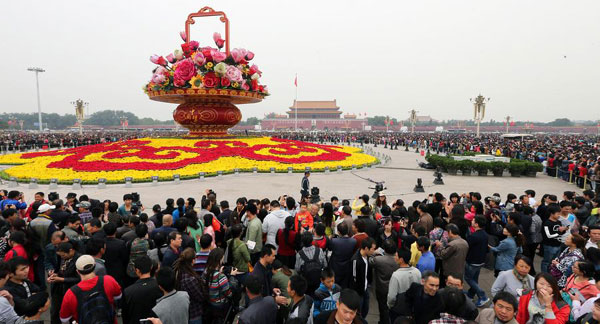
xmin=0 ymin=181 xmax=599 ymax=324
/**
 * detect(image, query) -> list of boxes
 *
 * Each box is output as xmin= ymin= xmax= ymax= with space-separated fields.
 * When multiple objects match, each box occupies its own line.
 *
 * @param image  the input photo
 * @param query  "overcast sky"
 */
xmin=1 ymin=0 xmax=599 ymax=123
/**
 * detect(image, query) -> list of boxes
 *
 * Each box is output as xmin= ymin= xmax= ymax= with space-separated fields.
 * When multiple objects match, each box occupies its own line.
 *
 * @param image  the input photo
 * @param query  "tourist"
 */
xmin=262 ymin=200 xmax=290 ymax=248
xmin=58 ymin=255 xmax=122 ymax=324
xmin=549 ymin=233 xmax=586 ymax=287
xmin=515 ymin=273 xmax=570 ymax=324
xmin=238 ymin=275 xmax=278 ymax=324
xmin=102 ymin=222 xmax=128 ymax=287
xmin=314 ymin=289 xmax=363 ymax=324
xmin=369 ymin=240 xmax=399 ymax=324
xmin=541 ymin=205 xmax=567 ymax=273
xmin=244 ymin=204 xmax=263 ymax=265
xmin=251 ymin=244 xmax=277 ymax=297
xmin=287 ymin=274 xmax=314 ymax=324
xmin=313 ymin=268 xmax=342 ymax=317
xmin=122 ymin=255 xmax=162 ymax=324
xmin=296 ymin=232 xmax=327 ymax=295
xmin=271 ymin=259 xmax=294 ymax=298
xmin=437 ymin=223 xmax=469 ymax=280
xmin=563 ymin=260 xmax=600 ymax=300
xmin=4 ymin=257 xmax=41 ymax=316
xmin=490 ymin=223 xmax=524 ymax=277
xmin=14 ymin=291 xmax=50 ymax=324
xmin=429 ymin=287 xmax=467 ymax=324
xmin=350 ymin=237 xmax=376 ymax=321
xmin=587 ymin=224 xmax=600 ymax=249
xmin=49 ymin=242 xmax=80 ymax=324
xmin=277 ymin=216 xmax=299 ymax=269
xmin=440 ymin=273 xmax=478 ymax=320
xmin=161 ymin=231 xmax=182 ymax=269
xmin=153 ymin=267 xmax=190 ymax=324
xmin=465 ymin=215 xmax=489 ymax=306
xmin=377 ymin=218 xmax=398 ymax=248
xmin=173 ymin=248 xmax=205 ymax=324
xmin=0 ymin=261 xmax=19 ymax=324
xmin=491 ymin=255 xmax=535 ymax=298
xmin=387 ymin=248 xmax=422 ymax=323
xmin=416 ymin=236 xmax=435 ymax=274
xmin=330 ymin=222 xmax=356 ymax=289
xmin=402 ymin=271 xmax=444 ymax=324
xmin=476 ymin=291 xmax=519 ymax=324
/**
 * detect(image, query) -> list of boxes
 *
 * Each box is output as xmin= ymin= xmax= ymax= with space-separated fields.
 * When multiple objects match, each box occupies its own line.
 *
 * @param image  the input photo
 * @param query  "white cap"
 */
xmin=75 ymin=255 xmax=96 ymax=272
xmin=37 ymin=204 xmax=55 ymax=214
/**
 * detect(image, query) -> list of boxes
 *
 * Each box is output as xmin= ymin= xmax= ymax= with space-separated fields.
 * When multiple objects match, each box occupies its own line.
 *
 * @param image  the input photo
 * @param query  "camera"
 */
xmin=131 ymin=192 xmax=142 ymax=207
xmin=310 ymin=187 xmax=321 ymax=204
xmin=369 ymin=181 xmax=386 ymax=199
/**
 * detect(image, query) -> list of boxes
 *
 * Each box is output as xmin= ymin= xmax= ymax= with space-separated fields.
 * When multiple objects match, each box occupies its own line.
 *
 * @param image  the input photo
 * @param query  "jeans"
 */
xmin=542 ymin=245 xmax=561 ymax=273
xmin=189 ymin=318 xmax=202 ymax=324
xmin=360 ymin=287 xmax=370 ymax=324
xmin=464 ymin=263 xmax=486 ymax=300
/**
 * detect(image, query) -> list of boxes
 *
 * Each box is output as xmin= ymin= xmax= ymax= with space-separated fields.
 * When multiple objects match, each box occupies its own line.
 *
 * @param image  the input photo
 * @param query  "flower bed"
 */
xmin=0 ymin=137 xmax=378 ymax=184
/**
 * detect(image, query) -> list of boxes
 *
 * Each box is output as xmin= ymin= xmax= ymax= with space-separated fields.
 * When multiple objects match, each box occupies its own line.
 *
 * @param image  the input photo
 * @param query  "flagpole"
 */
xmin=294 ymin=73 xmax=298 ymax=132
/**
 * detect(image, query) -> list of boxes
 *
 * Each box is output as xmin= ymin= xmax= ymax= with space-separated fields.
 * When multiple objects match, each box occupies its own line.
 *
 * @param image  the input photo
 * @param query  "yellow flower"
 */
xmin=232 ymin=82 xmax=239 ymax=88
xmin=189 ymin=75 xmax=203 ymax=89
xmin=205 ymin=62 xmax=214 ymax=69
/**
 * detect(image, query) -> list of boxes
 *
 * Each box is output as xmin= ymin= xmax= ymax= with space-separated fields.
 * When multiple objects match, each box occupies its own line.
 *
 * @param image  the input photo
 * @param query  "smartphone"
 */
xmin=139 ymin=319 xmax=151 ymax=324
xmin=569 ymin=288 xmax=585 ymax=302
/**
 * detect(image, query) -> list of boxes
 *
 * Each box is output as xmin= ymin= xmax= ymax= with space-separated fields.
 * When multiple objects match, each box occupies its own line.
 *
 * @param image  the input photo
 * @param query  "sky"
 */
xmin=1 ymin=0 xmax=599 ymax=123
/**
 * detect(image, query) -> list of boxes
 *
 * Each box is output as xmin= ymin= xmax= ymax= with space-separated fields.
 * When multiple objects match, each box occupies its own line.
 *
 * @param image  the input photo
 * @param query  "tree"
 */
xmin=84 ymin=110 xmax=140 ymax=126
xmin=547 ymin=118 xmax=573 ymax=127
xmin=367 ymin=116 xmax=398 ymax=126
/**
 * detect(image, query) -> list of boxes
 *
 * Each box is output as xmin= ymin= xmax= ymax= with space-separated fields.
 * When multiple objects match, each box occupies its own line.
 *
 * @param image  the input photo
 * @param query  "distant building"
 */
xmin=261 ymin=99 xmax=367 ymax=131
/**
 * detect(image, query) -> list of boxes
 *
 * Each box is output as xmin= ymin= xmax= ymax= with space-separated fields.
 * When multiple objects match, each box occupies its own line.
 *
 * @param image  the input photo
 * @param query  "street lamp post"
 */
xmin=470 ymin=94 xmax=490 ymax=137
xmin=27 ymin=67 xmax=45 ymax=131
xmin=505 ymin=115 xmax=511 ymax=133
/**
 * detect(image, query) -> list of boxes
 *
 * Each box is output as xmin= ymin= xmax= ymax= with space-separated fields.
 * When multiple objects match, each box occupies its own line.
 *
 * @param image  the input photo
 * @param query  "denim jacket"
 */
xmin=490 ymin=237 xmax=521 ymax=271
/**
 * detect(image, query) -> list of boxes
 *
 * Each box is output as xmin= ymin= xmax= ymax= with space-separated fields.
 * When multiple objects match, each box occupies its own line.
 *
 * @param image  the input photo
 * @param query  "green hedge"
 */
xmin=426 ymin=154 xmax=542 ymax=175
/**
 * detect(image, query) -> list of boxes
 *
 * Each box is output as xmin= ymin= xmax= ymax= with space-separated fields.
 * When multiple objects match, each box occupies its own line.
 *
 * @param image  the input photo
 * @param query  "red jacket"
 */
xmin=516 ymin=291 xmax=570 ymax=324
xmin=4 ymin=245 xmax=34 ymax=282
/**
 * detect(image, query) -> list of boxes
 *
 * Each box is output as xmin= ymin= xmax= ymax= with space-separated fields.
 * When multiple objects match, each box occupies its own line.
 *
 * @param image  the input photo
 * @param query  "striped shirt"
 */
xmin=207 ymin=271 xmax=231 ymax=306
xmin=193 ymin=251 xmax=210 ymax=275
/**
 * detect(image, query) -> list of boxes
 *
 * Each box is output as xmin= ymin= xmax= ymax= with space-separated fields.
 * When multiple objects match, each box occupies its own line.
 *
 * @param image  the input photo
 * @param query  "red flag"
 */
xmin=510 ymin=121 xmax=515 ymax=126
xmin=294 ymin=75 xmax=297 ymax=87
xmin=390 ymin=120 xmax=394 ymax=125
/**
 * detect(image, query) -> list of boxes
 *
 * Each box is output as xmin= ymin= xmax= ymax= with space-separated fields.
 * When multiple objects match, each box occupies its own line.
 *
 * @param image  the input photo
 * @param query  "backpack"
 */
xmin=299 ymin=248 xmax=323 ymax=293
xmin=127 ymin=238 xmax=149 ymax=278
xmin=70 ymin=275 xmax=114 ymax=324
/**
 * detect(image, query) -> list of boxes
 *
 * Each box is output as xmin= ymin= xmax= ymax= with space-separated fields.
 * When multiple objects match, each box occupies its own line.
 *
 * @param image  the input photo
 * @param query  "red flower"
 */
xmin=173 ymin=59 xmax=196 ymax=83
xmin=251 ymin=79 xmax=258 ymax=91
xmin=181 ymin=43 xmax=193 ymax=57
xmin=202 ymin=48 xmax=213 ymax=62
xmin=258 ymin=85 xmax=264 ymax=92
xmin=203 ymin=72 xmax=218 ymax=88
xmin=220 ymin=77 xmax=231 ymax=87
xmin=189 ymin=41 xmax=199 ymax=51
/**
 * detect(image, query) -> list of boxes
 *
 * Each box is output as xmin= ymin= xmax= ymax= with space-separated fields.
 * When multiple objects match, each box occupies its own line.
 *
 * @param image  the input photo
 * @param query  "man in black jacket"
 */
xmin=464 ymin=216 xmax=489 ymax=307
xmin=4 ymin=257 xmax=42 ymax=316
xmin=357 ymin=208 xmax=378 ymax=238
xmin=287 ymin=274 xmax=314 ymax=324
xmin=103 ymin=222 xmax=128 ymax=288
xmin=250 ymin=244 xmax=277 ymax=297
xmin=330 ymin=223 xmax=357 ymax=289
xmin=351 ymin=237 xmax=376 ymax=322
xmin=49 ymin=242 xmax=80 ymax=324
xmin=404 ymin=271 xmax=443 ymax=324
xmin=122 ymin=255 xmax=162 ymax=324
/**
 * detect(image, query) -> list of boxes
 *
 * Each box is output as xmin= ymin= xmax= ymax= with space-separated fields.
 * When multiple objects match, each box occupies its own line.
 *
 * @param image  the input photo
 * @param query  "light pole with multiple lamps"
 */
xmin=409 ymin=109 xmax=418 ymax=133
xmin=470 ymin=94 xmax=490 ymax=137
xmin=505 ymin=115 xmax=511 ymax=133
xmin=71 ymin=99 xmax=89 ymax=135
xmin=27 ymin=67 xmax=45 ymax=131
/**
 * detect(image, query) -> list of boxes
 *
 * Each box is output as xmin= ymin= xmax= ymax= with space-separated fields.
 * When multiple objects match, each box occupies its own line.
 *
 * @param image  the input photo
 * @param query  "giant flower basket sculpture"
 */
xmin=145 ymin=7 xmax=268 ymax=137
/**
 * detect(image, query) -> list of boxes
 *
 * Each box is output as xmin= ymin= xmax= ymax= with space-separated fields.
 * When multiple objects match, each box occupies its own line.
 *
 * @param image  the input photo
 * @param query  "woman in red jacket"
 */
xmin=3 ymin=231 xmax=34 ymax=281
xmin=276 ymin=216 xmax=298 ymax=269
xmin=516 ymin=272 xmax=570 ymax=324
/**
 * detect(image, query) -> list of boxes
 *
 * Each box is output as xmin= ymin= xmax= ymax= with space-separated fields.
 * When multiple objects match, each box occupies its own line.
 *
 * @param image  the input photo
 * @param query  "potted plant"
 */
xmin=474 ymin=162 xmax=490 ymax=176
xmin=490 ymin=162 xmax=507 ymax=177
xmin=524 ymin=161 xmax=543 ymax=177
xmin=508 ymin=162 xmax=526 ymax=177
xmin=459 ymin=160 xmax=476 ymax=176
xmin=446 ymin=159 xmax=459 ymax=175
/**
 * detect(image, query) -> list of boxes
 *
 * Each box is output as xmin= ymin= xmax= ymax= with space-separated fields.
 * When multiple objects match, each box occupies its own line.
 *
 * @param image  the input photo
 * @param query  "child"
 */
xmin=313 ymin=268 xmax=342 ymax=317
xmin=294 ymin=202 xmax=313 ymax=232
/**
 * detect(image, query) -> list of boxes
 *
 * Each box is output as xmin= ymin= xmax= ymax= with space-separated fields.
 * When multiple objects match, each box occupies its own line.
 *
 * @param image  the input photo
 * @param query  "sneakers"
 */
xmin=476 ymin=297 xmax=490 ymax=307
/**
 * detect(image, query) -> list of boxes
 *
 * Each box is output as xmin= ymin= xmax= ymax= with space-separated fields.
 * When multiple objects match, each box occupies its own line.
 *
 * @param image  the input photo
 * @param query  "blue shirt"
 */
xmin=416 ymin=251 xmax=436 ymax=274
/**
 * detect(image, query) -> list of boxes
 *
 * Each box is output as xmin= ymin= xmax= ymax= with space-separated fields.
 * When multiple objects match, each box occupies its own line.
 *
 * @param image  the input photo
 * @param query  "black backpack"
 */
xmin=299 ymin=248 xmax=323 ymax=293
xmin=70 ymin=275 xmax=114 ymax=324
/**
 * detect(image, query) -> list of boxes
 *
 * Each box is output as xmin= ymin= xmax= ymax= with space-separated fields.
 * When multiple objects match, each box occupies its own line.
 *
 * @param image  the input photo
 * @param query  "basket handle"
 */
xmin=185 ymin=7 xmax=230 ymax=56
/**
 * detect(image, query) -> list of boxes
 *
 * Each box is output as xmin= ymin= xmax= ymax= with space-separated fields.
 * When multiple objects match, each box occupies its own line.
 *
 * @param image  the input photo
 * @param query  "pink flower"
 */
xmin=213 ymin=32 xmax=225 ymax=49
xmin=151 ymin=73 xmax=166 ymax=84
xmin=173 ymin=58 xmax=196 ymax=87
xmin=225 ymin=65 xmax=243 ymax=82
xmin=246 ymin=51 xmax=255 ymax=61
xmin=180 ymin=31 xmax=187 ymax=42
xmin=166 ymin=53 xmax=176 ymax=63
xmin=150 ymin=55 xmax=167 ymax=66
xmin=211 ymin=51 xmax=227 ymax=63
xmin=174 ymin=50 xmax=184 ymax=61
xmin=173 ymin=78 xmax=186 ymax=87
xmin=189 ymin=40 xmax=199 ymax=51
xmin=193 ymin=52 xmax=206 ymax=66
xmin=230 ymin=48 xmax=245 ymax=63
xmin=241 ymin=82 xmax=250 ymax=91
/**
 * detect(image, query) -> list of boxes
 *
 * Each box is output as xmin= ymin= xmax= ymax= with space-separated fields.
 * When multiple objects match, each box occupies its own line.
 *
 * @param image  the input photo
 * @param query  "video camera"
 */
xmin=310 ymin=187 xmax=321 ymax=204
xmin=369 ymin=181 xmax=386 ymax=199
xmin=131 ymin=192 xmax=142 ymax=208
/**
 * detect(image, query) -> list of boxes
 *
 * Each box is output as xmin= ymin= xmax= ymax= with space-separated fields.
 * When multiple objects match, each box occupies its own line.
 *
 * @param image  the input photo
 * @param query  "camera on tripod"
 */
xmin=369 ymin=182 xmax=386 ymax=199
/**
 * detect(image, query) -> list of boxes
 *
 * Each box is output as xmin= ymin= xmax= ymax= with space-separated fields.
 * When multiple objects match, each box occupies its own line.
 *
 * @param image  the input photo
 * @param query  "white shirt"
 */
xmin=571 ymin=294 xmax=599 ymax=320
xmin=363 ymin=256 xmax=368 ymax=291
